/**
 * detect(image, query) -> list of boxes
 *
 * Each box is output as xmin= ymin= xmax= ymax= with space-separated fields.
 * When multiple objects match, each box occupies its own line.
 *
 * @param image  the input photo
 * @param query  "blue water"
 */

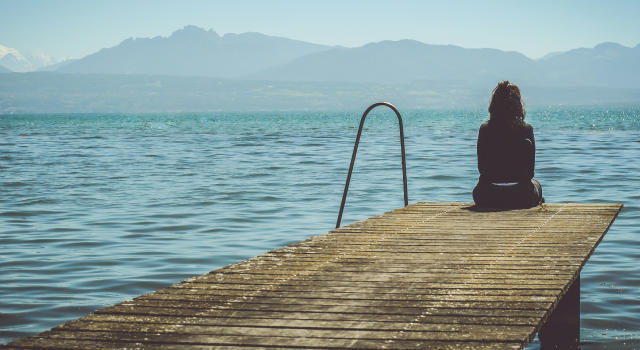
xmin=1 ymin=108 xmax=639 ymax=348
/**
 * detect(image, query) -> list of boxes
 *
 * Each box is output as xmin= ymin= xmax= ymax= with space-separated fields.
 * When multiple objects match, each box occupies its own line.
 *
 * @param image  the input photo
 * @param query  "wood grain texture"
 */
xmin=2 ymin=202 xmax=622 ymax=350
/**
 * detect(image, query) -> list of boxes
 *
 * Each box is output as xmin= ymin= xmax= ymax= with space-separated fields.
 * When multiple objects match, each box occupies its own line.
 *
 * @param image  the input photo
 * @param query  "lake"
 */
xmin=1 ymin=107 xmax=639 ymax=348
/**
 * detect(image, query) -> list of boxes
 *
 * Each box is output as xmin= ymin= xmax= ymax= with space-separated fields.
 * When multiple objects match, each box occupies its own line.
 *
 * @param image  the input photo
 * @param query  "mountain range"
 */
xmin=2 ymin=25 xmax=640 ymax=89
xmin=56 ymin=25 xmax=336 ymax=77
xmin=0 ymin=45 xmax=74 ymax=72
xmin=246 ymin=40 xmax=535 ymax=86
xmin=248 ymin=41 xmax=640 ymax=88
xmin=34 ymin=58 xmax=78 ymax=72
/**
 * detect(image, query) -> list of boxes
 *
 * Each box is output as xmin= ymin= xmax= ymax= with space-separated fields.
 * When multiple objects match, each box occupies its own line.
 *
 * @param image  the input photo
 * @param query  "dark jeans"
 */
xmin=473 ymin=179 xmax=543 ymax=208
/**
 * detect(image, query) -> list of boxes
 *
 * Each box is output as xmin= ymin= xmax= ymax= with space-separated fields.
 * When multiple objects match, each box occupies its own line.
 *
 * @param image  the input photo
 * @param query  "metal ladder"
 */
xmin=336 ymin=102 xmax=408 ymax=228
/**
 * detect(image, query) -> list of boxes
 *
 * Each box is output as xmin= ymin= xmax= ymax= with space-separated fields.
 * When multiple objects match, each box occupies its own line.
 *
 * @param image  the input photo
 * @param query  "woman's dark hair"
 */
xmin=488 ymin=80 xmax=525 ymax=126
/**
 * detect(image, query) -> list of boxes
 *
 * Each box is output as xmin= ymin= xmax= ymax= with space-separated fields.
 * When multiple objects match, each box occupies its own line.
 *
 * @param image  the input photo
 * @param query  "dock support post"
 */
xmin=539 ymin=274 xmax=580 ymax=348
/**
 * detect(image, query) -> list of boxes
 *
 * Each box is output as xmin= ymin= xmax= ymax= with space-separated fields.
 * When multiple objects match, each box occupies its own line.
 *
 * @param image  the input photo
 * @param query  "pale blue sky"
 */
xmin=1 ymin=0 xmax=639 ymax=60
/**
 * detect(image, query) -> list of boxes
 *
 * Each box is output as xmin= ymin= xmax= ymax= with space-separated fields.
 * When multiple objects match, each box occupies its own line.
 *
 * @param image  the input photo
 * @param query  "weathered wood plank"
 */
xmin=14 ymin=329 xmax=531 ymax=346
xmin=6 ymin=336 xmax=523 ymax=350
xmin=95 ymin=304 xmax=549 ymax=318
xmin=53 ymin=320 xmax=536 ymax=338
xmin=79 ymin=313 xmax=545 ymax=327
xmin=165 ymin=286 xmax=563 ymax=296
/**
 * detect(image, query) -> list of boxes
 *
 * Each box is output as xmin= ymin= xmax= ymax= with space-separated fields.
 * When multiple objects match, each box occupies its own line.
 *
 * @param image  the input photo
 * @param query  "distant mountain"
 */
xmin=536 ymin=51 xmax=564 ymax=61
xmin=245 ymin=40 xmax=537 ymax=86
xmin=7 ymin=28 xmax=639 ymax=88
xmin=35 ymin=58 xmax=78 ymax=72
xmin=57 ymin=25 xmax=336 ymax=77
xmin=24 ymin=51 xmax=59 ymax=69
xmin=535 ymin=42 xmax=640 ymax=88
xmin=0 ymin=64 xmax=12 ymax=73
xmin=0 ymin=45 xmax=74 ymax=72
xmin=246 ymin=40 xmax=640 ymax=88
xmin=0 ymin=45 xmax=32 ymax=72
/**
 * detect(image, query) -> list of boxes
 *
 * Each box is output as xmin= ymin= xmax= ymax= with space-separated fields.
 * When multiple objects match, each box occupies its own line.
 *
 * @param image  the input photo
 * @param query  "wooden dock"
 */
xmin=3 ymin=202 xmax=622 ymax=349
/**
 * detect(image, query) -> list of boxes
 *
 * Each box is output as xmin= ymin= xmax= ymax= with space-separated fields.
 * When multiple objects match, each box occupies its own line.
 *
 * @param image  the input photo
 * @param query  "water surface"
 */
xmin=1 ymin=108 xmax=639 ymax=348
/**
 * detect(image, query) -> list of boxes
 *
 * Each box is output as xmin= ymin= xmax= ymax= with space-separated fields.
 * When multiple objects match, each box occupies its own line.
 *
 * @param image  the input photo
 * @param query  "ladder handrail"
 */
xmin=336 ymin=102 xmax=408 ymax=229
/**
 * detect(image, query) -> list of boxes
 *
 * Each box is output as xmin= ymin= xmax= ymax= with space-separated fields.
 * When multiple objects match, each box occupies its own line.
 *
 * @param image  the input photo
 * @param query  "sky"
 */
xmin=1 ymin=0 xmax=639 ymax=60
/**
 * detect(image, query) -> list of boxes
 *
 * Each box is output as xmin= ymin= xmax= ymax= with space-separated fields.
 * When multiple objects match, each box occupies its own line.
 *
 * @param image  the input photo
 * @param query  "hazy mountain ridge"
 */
xmin=245 ymin=40 xmax=537 ymax=86
xmin=0 ymin=44 xmax=73 ymax=72
xmin=247 ymin=40 xmax=640 ymax=88
xmin=536 ymin=51 xmax=565 ymax=61
xmin=534 ymin=42 xmax=640 ymax=88
xmin=57 ymin=25 xmax=336 ymax=77
xmin=47 ymin=26 xmax=640 ymax=88
xmin=0 ymin=45 xmax=31 ymax=72
xmin=35 ymin=58 xmax=78 ymax=72
xmin=3 ymin=26 xmax=639 ymax=92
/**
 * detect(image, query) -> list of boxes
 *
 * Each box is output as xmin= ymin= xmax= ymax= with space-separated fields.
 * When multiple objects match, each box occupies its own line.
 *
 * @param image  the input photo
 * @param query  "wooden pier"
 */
xmin=3 ymin=202 xmax=622 ymax=349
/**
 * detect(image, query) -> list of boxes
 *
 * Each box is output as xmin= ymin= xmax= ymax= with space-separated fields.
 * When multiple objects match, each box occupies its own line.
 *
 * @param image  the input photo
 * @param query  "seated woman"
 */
xmin=473 ymin=81 xmax=544 ymax=208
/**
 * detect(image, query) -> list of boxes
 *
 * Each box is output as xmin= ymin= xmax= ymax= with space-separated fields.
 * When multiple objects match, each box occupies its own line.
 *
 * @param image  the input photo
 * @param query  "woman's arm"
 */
xmin=477 ymin=125 xmax=487 ymax=174
xmin=525 ymin=124 xmax=535 ymax=178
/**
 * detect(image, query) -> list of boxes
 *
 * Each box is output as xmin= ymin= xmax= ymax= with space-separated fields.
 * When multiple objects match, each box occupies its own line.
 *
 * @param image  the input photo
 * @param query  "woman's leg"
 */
xmin=473 ymin=182 xmax=498 ymax=207
xmin=474 ymin=181 xmax=542 ymax=208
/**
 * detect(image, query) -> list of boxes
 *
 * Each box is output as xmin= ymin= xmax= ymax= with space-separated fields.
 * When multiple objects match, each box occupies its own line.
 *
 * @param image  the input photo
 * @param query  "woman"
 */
xmin=473 ymin=81 xmax=544 ymax=208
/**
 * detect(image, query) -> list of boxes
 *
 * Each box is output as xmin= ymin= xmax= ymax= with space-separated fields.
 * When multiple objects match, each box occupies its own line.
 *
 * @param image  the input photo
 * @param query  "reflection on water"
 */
xmin=1 ymin=108 xmax=639 ymax=348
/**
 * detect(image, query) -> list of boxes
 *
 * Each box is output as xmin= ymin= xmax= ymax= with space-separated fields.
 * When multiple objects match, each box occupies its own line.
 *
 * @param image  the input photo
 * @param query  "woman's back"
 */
xmin=477 ymin=121 xmax=535 ymax=184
